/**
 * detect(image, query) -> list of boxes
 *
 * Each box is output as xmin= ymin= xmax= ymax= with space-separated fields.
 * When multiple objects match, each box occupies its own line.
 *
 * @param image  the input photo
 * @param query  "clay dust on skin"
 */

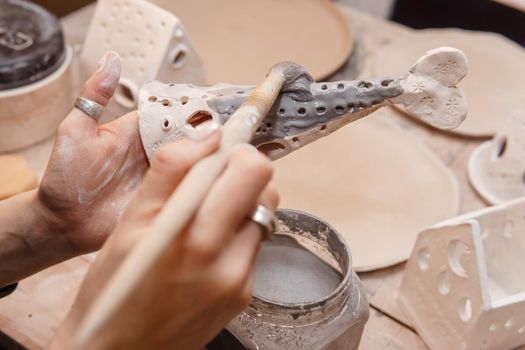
xmin=96 ymin=51 xmax=121 ymax=92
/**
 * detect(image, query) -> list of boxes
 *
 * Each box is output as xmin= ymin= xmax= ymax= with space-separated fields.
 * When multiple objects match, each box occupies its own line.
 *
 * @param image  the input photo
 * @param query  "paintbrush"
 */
xmin=73 ymin=62 xmax=313 ymax=347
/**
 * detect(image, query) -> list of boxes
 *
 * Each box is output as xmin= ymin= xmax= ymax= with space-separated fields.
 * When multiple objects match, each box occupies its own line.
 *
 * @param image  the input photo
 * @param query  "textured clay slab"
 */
xmin=273 ymin=114 xmax=459 ymax=271
xmin=373 ymin=29 xmax=525 ymax=137
xmin=152 ymin=0 xmax=353 ymax=84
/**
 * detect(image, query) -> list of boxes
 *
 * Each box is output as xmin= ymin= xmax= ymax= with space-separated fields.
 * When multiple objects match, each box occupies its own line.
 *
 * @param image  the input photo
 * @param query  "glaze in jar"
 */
xmin=228 ymin=209 xmax=369 ymax=350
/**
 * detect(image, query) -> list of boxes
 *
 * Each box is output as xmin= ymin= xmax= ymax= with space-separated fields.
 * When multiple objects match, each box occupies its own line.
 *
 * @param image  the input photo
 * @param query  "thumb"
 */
xmin=62 ymin=51 xmax=122 ymax=132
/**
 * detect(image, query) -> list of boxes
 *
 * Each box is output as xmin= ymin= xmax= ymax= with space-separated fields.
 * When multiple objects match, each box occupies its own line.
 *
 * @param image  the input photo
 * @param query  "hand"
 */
xmin=0 ymin=52 xmax=149 ymax=286
xmin=38 ymin=51 xmax=149 ymax=254
xmin=51 ymin=130 xmax=278 ymax=350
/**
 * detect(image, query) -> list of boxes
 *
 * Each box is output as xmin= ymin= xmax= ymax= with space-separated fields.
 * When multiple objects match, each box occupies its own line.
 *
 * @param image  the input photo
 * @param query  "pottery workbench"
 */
xmin=0 ymin=3 xmax=491 ymax=350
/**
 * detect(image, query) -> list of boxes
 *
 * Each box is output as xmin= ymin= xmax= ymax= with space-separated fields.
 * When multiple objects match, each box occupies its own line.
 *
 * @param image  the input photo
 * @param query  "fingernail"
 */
xmin=185 ymin=120 xmax=220 ymax=142
xmin=96 ymin=51 xmax=121 ymax=90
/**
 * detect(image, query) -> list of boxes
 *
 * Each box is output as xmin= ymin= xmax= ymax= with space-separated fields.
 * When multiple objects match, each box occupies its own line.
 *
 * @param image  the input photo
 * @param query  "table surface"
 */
xmin=0 ymin=3 xmax=493 ymax=349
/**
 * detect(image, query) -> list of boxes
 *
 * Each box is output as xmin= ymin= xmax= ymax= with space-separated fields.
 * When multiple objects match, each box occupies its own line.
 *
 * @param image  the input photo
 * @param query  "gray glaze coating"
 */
xmin=207 ymin=78 xmax=404 ymax=148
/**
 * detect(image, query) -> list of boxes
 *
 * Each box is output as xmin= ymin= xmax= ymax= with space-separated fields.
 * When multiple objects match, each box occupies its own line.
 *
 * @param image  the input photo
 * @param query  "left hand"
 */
xmin=38 ymin=51 xmax=149 ymax=254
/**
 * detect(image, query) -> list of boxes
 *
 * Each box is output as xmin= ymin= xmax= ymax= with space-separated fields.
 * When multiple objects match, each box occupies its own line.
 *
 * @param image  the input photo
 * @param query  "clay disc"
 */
xmin=0 ymin=155 xmax=38 ymax=199
xmin=154 ymin=0 xmax=353 ymax=84
xmin=372 ymin=29 xmax=525 ymax=137
xmin=273 ymin=115 xmax=459 ymax=271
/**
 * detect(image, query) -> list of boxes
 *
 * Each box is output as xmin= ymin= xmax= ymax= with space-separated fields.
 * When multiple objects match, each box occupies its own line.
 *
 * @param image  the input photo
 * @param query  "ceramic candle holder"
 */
xmin=80 ymin=0 xmax=205 ymax=116
xmin=227 ymin=209 xmax=369 ymax=350
xmin=468 ymin=110 xmax=525 ymax=204
xmin=399 ymin=197 xmax=525 ymax=350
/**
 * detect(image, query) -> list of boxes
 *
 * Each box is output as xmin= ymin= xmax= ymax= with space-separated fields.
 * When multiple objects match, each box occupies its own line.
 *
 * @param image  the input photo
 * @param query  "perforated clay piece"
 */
xmin=81 ymin=0 xmax=205 ymax=114
xmin=400 ymin=197 xmax=525 ymax=350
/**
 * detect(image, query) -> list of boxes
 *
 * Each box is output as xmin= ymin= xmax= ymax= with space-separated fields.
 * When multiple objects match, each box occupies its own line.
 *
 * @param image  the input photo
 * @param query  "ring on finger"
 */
xmin=249 ymin=204 xmax=276 ymax=240
xmin=74 ymin=97 xmax=104 ymax=121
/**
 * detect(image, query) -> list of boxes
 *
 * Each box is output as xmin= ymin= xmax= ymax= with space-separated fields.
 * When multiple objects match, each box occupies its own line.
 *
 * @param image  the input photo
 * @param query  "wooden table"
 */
xmin=0 ymin=3 xmax=490 ymax=349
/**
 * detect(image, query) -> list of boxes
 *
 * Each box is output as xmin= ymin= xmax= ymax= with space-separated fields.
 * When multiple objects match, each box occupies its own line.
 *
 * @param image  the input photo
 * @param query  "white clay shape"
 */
xmin=138 ymin=47 xmax=468 ymax=162
xmin=399 ymin=197 xmax=525 ymax=350
xmin=468 ymin=110 xmax=525 ymax=204
xmin=80 ymin=0 xmax=205 ymax=115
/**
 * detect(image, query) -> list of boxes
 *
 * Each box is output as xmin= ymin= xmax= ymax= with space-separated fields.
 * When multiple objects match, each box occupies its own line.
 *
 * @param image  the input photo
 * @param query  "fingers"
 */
xmin=123 ymin=122 xmax=222 ymax=222
xmin=185 ymin=144 xmax=274 ymax=263
xmin=60 ymin=51 xmax=122 ymax=133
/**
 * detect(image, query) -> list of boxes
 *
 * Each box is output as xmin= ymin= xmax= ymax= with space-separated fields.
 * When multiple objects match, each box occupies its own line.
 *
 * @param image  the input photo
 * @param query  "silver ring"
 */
xmin=250 ymin=205 xmax=276 ymax=240
xmin=74 ymin=97 xmax=104 ymax=121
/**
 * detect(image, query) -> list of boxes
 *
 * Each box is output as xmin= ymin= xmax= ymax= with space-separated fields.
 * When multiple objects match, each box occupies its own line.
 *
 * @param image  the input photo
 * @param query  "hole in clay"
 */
xmin=381 ymin=79 xmax=393 ymax=87
xmin=337 ymin=83 xmax=344 ymax=90
xmin=148 ymin=96 xmax=157 ymax=102
xmin=161 ymin=118 xmax=172 ymax=131
xmin=180 ymin=96 xmax=189 ymax=105
xmin=186 ymin=111 xmax=213 ymax=128
xmin=489 ymin=323 xmax=498 ymax=331
xmin=236 ymin=90 xmax=244 ymax=94
xmin=169 ymin=83 xmax=175 ymax=87
xmin=256 ymin=127 xmax=261 ymax=133
xmin=320 ymin=125 xmax=327 ymax=131
xmin=519 ymin=326 xmax=525 ymax=334
xmin=316 ymin=106 xmax=326 ymax=115
xmin=116 ymin=82 xmax=136 ymax=108
xmin=257 ymin=142 xmax=285 ymax=154
xmin=417 ymin=247 xmax=430 ymax=270
xmin=458 ymin=298 xmax=472 ymax=322
xmin=437 ymin=271 xmax=451 ymax=295
xmin=266 ymin=122 xmax=272 ymax=128
xmin=161 ymin=99 xmax=170 ymax=107
xmin=358 ymin=81 xmax=373 ymax=89
xmin=321 ymin=84 xmax=328 ymax=90
xmin=279 ymin=108 xmax=285 ymax=115
xmin=292 ymin=137 xmax=299 ymax=143
xmin=163 ymin=119 xmax=169 ymax=128
xmin=335 ymin=105 xmax=345 ymax=114
xmin=494 ymin=136 xmax=507 ymax=159
xmin=505 ymin=319 xmax=515 ymax=329
xmin=448 ymin=239 xmax=469 ymax=278
xmin=347 ymin=103 xmax=355 ymax=111
xmin=297 ymin=107 xmax=306 ymax=115
xmin=172 ymin=49 xmax=187 ymax=69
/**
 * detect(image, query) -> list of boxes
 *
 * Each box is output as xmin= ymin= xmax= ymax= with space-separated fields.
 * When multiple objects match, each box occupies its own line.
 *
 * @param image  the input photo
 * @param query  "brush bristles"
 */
xmin=269 ymin=61 xmax=314 ymax=102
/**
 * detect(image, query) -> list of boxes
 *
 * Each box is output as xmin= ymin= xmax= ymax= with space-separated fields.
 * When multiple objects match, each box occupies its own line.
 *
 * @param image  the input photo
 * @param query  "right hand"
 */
xmin=50 ymin=125 xmax=279 ymax=350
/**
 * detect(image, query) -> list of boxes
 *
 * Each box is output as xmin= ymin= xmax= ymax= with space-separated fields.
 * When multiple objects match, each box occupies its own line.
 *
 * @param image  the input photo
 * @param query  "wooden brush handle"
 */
xmin=74 ymin=69 xmax=287 ymax=347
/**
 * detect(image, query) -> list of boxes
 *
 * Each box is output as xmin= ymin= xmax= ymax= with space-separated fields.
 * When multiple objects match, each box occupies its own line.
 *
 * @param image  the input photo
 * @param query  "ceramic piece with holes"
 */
xmin=138 ymin=47 xmax=468 ymax=162
xmin=468 ymin=110 xmax=525 ymax=205
xmin=80 ymin=0 xmax=205 ymax=117
xmin=399 ymin=197 xmax=525 ymax=350
xmin=373 ymin=29 xmax=525 ymax=137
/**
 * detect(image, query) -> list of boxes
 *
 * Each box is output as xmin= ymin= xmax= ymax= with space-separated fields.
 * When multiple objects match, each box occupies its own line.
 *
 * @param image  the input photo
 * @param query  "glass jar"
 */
xmin=228 ymin=209 xmax=369 ymax=350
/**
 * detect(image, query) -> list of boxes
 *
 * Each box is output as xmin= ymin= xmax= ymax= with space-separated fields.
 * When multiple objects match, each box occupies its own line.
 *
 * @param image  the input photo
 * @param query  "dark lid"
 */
xmin=0 ymin=0 xmax=65 ymax=90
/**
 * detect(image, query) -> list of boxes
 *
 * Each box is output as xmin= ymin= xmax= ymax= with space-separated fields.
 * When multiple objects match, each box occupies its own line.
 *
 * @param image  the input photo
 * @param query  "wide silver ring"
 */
xmin=74 ymin=97 xmax=104 ymax=121
xmin=250 ymin=205 xmax=276 ymax=240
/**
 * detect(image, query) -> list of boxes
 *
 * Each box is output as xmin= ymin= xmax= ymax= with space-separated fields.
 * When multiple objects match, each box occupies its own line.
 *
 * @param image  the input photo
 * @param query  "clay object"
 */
xmin=373 ymin=29 xmax=525 ymax=136
xmin=273 ymin=115 xmax=459 ymax=271
xmin=468 ymin=111 xmax=525 ymax=204
xmin=80 ymin=0 xmax=205 ymax=115
xmin=399 ymin=197 xmax=525 ymax=350
xmin=0 ymin=0 xmax=74 ymax=152
xmin=151 ymin=0 xmax=353 ymax=85
xmin=139 ymin=47 xmax=468 ymax=162
xmin=228 ymin=209 xmax=369 ymax=350
xmin=0 ymin=155 xmax=37 ymax=199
